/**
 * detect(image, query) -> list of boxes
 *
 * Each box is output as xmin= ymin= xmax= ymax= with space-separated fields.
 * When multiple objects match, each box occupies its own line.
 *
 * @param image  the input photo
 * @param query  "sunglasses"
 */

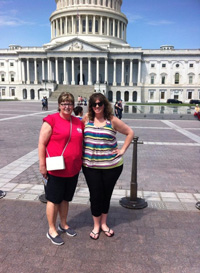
xmin=92 ymin=102 xmax=104 ymax=107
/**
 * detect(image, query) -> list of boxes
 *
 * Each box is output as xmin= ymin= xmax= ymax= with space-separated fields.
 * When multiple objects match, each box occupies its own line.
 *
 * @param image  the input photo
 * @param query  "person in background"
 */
xmin=117 ymin=99 xmax=123 ymax=119
xmin=38 ymin=92 xmax=84 ymax=246
xmin=82 ymin=93 xmax=134 ymax=240
xmin=194 ymin=104 xmax=200 ymax=120
xmin=114 ymin=101 xmax=119 ymax=117
xmin=74 ymin=105 xmax=83 ymax=120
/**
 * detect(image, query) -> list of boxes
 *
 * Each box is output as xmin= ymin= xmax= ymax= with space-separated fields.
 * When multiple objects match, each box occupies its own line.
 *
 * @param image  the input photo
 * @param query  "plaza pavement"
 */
xmin=0 ymin=101 xmax=200 ymax=273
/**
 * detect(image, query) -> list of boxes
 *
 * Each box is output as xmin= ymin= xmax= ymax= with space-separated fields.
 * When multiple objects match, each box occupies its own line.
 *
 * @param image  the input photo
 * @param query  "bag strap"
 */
xmin=46 ymin=117 xmax=72 ymax=158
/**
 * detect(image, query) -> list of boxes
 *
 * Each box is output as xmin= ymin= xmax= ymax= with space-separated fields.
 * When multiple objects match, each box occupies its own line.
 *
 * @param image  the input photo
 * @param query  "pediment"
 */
xmin=47 ymin=38 xmax=107 ymax=52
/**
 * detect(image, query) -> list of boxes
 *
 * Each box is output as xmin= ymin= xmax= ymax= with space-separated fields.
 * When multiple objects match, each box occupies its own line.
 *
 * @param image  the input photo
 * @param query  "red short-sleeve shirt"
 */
xmin=43 ymin=113 xmax=84 ymax=177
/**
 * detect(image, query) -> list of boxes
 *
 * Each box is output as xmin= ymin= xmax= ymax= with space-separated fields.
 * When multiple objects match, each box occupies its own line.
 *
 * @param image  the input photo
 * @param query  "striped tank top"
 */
xmin=83 ymin=120 xmax=123 ymax=169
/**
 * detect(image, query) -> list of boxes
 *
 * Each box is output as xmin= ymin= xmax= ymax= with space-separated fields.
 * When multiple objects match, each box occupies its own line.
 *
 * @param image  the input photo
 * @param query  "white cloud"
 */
xmin=0 ymin=9 xmax=35 ymax=27
xmin=147 ymin=20 xmax=175 ymax=26
xmin=126 ymin=13 xmax=143 ymax=23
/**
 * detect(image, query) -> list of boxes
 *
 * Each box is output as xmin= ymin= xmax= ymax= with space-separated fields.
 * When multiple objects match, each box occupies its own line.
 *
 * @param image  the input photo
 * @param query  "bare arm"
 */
xmin=38 ymin=122 xmax=52 ymax=178
xmin=111 ymin=116 xmax=134 ymax=157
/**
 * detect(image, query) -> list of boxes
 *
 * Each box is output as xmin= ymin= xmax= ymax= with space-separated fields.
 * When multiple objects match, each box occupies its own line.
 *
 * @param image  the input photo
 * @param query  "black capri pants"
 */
xmin=82 ymin=165 xmax=123 ymax=217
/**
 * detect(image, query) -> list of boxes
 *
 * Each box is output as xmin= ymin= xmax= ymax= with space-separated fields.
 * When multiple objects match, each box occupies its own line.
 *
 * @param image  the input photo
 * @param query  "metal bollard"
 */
xmin=120 ymin=136 xmax=148 ymax=209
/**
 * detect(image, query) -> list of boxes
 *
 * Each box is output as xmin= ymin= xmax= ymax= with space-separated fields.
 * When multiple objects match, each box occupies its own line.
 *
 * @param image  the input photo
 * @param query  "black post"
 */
xmin=119 ymin=136 xmax=148 ymax=209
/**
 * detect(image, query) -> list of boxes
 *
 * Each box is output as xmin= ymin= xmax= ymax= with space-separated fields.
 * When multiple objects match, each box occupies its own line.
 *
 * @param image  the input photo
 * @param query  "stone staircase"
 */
xmin=49 ymin=85 xmax=94 ymax=102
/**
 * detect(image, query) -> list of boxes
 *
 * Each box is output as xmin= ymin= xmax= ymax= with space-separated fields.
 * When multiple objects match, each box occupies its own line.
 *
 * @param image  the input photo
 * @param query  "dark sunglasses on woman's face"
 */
xmin=92 ymin=102 xmax=104 ymax=107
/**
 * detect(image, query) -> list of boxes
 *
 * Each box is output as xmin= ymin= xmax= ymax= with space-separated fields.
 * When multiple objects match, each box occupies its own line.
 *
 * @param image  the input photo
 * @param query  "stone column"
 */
xmin=26 ymin=59 xmax=30 ymax=84
xmin=100 ymin=16 xmax=103 ymax=35
xmin=96 ymin=58 xmax=99 ymax=83
xmin=42 ymin=59 xmax=45 ymax=81
xmin=34 ymin=59 xmax=38 ymax=84
xmin=79 ymin=15 xmax=82 ymax=34
xmin=88 ymin=58 xmax=92 ymax=85
xmin=72 ymin=15 xmax=74 ymax=34
xmin=113 ymin=59 xmax=116 ymax=86
xmin=80 ymin=58 xmax=83 ymax=85
xmin=117 ymin=20 xmax=120 ymax=38
xmin=93 ymin=15 xmax=95 ymax=34
xmin=56 ymin=19 xmax=59 ymax=37
xmin=129 ymin=59 xmax=133 ymax=86
xmin=71 ymin=58 xmax=75 ymax=85
xmin=47 ymin=58 xmax=50 ymax=81
xmin=104 ymin=58 xmax=108 ymax=83
xmin=107 ymin=17 xmax=109 ymax=36
xmin=121 ymin=59 xmax=125 ymax=86
xmin=63 ymin=58 xmax=66 ymax=84
xmin=113 ymin=19 xmax=115 ymax=37
xmin=55 ymin=58 xmax=59 ymax=84
xmin=60 ymin=18 xmax=62 ymax=35
xmin=65 ymin=16 xmax=68 ymax=34
xmin=22 ymin=60 xmax=25 ymax=83
xmin=137 ymin=59 xmax=141 ymax=85
xmin=18 ymin=59 xmax=22 ymax=83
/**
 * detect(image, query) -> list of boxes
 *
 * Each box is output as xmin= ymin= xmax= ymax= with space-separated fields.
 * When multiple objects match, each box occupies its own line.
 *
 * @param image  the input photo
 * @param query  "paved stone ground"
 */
xmin=0 ymin=101 xmax=200 ymax=273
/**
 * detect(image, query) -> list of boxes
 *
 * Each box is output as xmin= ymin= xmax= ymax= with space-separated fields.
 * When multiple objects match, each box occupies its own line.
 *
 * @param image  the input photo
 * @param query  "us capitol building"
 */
xmin=0 ymin=0 xmax=199 ymax=103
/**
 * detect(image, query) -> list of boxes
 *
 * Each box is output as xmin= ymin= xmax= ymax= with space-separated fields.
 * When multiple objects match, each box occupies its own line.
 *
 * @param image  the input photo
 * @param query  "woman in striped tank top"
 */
xmin=82 ymin=93 xmax=134 ymax=240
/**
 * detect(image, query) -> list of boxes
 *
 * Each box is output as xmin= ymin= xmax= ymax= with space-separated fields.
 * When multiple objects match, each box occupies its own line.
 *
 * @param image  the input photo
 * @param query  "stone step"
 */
xmin=49 ymin=85 xmax=94 ymax=101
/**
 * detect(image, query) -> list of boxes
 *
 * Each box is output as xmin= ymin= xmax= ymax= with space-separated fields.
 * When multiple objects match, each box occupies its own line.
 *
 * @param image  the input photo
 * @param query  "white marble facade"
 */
xmin=0 ymin=0 xmax=200 ymax=102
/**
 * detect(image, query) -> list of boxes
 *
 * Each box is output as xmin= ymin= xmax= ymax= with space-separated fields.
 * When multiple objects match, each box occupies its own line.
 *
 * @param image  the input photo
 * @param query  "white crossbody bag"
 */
xmin=46 ymin=118 xmax=72 ymax=171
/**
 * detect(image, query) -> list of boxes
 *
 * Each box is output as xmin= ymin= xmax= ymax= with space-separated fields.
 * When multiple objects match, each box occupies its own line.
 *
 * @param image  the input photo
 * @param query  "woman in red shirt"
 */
xmin=38 ymin=92 xmax=84 ymax=245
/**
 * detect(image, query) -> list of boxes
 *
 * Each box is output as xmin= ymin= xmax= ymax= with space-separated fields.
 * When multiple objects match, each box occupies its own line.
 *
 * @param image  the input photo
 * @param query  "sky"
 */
xmin=0 ymin=0 xmax=199 ymax=50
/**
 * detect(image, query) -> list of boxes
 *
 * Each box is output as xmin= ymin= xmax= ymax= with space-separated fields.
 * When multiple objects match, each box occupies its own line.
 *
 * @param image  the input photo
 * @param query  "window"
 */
xmin=125 ymin=65 xmax=129 ymax=73
xmin=1 ymin=74 xmax=5 ymax=82
xmin=89 ymin=19 xmax=92 ymax=32
xmin=2 ymin=88 xmax=5 ymax=96
xmin=189 ymin=75 xmax=193 ymax=84
xmin=0 ymin=62 xmax=4 ymax=67
xmin=188 ymin=91 xmax=192 ymax=99
xmin=176 ymin=64 xmax=179 ymax=68
xmin=149 ymin=90 xmax=154 ymax=100
xmin=189 ymin=64 xmax=193 ymax=68
xmin=151 ymin=64 xmax=155 ymax=68
xmin=161 ymin=91 xmax=165 ymax=99
xmin=150 ymin=75 xmax=154 ymax=84
xmin=11 ymin=88 xmax=15 ymax=96
xmin=11 ymin=74 xmax=14 ymax=82
xmin=162 ymin=64 xmax=166 ymax=68
xmin=161 ymin=76 xmax=165 ymax=84
xmin=95 ymin=19 xmax=99 ymax=33
xmin=10 ymin=62 xmax=14 ymax=67
xmin=175 ymin=73 xmax=179 ymax=84
xmin=82 ymin=19 xmax=86 ymax=32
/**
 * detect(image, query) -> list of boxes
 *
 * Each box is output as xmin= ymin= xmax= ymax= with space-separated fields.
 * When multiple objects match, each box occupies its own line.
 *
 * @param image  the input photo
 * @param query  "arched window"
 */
xmin=82 ymin=19 xmax=86 ymax=32
xmin=95 ymin=19 xmax=99 ymax=33
xmin=175 ymin=73 xmax=179 ymax=84
xmin=89 ymin=19 xmax=92 ymax=32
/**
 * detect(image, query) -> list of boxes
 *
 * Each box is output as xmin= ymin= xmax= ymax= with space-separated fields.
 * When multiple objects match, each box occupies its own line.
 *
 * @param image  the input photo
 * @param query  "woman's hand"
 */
xmin=112 ymin=148 xmax=125 ymax=158
xmin=40 ymin=165 xmax=48 ymax=179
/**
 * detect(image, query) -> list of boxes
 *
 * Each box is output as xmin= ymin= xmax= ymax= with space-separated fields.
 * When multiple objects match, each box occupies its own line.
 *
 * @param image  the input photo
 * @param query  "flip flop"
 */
xmin=195 ymin=201 xmax=200 ymax=210
xmin=90 ymin=231 xmax=99 ymax=240
xmin=102 ymin=228 xmax=114 ymax=237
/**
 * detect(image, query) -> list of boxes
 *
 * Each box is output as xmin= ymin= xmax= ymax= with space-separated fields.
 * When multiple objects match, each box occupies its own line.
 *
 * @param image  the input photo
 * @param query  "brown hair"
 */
xmin=57 ymin=92 xmax=75 ymax=111
xmin=88 ymin=93 xmax=113 ymax=121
